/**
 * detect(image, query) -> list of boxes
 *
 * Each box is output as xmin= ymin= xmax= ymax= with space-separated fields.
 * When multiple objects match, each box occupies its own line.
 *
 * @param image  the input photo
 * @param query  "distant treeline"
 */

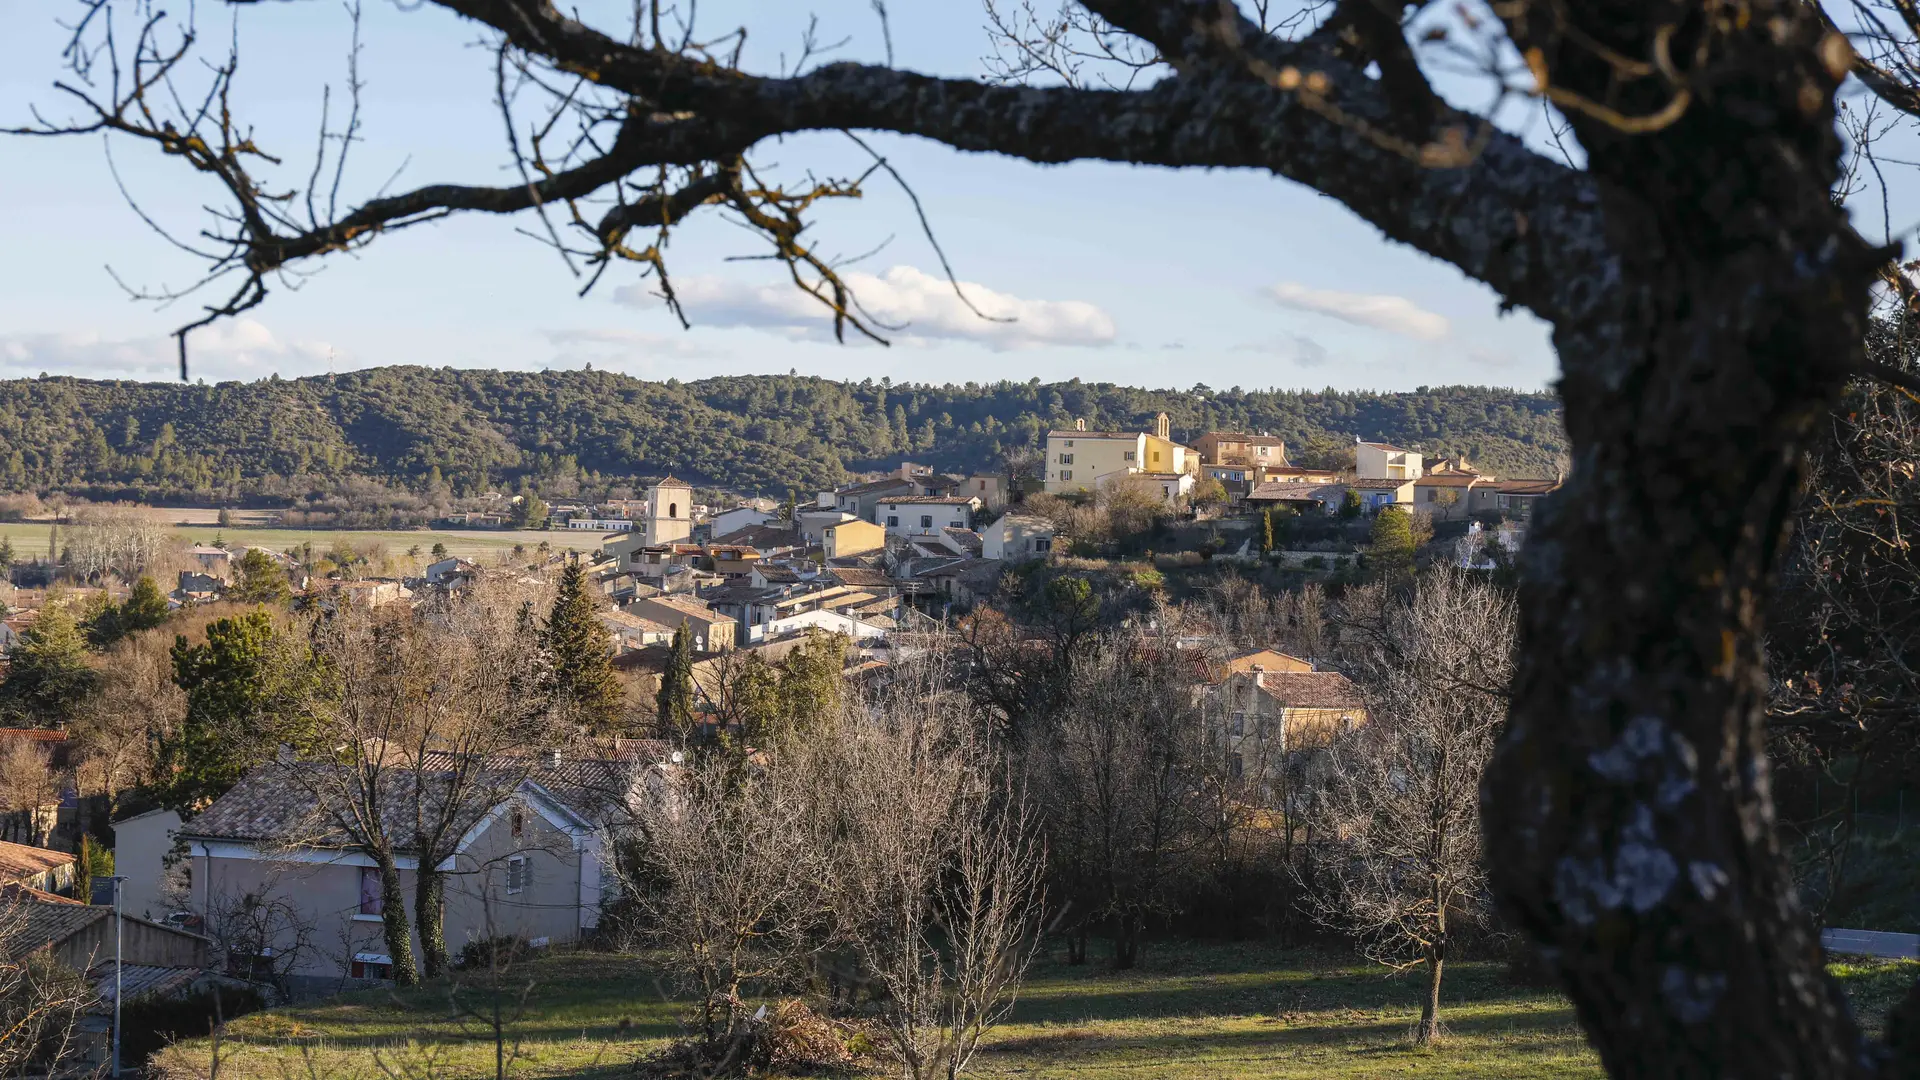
xmin=0 ymin=367 xmax=1566 ymax=509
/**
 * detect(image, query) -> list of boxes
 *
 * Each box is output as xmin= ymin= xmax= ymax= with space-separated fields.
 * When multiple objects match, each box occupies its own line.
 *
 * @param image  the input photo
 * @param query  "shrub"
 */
xmin=455 ymin=934 xmax=533 ymax=971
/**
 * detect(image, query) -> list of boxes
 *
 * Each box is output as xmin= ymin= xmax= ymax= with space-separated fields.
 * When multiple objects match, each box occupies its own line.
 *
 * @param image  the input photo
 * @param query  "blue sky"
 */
xmin=0 ymin=2 xmax=1894 ymax=392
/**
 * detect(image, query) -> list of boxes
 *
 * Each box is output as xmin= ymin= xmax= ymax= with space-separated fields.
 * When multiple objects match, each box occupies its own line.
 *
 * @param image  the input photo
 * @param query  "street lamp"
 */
xmin=110 ymin=875 xmax=126 ymax=1078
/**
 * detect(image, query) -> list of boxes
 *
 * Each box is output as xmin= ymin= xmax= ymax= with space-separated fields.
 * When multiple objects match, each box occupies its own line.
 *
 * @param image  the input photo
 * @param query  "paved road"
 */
xmin=1822 ymin=928 xmax=1920 ymax=959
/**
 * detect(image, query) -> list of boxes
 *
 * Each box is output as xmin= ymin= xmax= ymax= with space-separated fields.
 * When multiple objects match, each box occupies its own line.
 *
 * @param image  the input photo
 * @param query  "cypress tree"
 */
xmin=656 ymin=622 xmax=696 ymax=737
xmin=540 ymin=560 xmax=621 ymax=725
xmin=1261 ymin=510 xmax=1276 ymax=557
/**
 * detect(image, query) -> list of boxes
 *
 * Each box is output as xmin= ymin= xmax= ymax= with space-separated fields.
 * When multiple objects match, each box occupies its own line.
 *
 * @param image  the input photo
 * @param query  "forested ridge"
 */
xmin=0 ymin=367 xmax=1565 ymax=502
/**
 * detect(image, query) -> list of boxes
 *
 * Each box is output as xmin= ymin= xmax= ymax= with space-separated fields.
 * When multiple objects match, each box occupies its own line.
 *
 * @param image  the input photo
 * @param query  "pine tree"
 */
xmin=540 ymin=560 xmax=621 ymax=726
xmin=232 ymin=548 xmax=292 ymax=605
xmin=118 ymin=575 xmax=171 ymax=634
xmin=656 ymin=622 xmax=696 ymax=737
xmin=0 ymin=600 xmax=98 ymax=725
xmin=163 ymin=609 xmax=313 ymax=810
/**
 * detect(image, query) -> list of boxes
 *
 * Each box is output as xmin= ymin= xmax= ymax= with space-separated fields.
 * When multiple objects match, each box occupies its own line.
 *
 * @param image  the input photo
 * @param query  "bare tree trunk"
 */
xmin=415 ymin=867 xmax=448 ymax=979
xmin=1483 ymin=271 xmax=1878 ymax=1071
xmin=375 ymin=854 xmax=419 ymax=986
xmin=1416 ymin=941 xmax=1444 ymax=1046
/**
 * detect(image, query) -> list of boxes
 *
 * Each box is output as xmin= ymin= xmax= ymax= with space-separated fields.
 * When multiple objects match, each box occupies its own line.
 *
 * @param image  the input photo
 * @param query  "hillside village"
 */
xmin=0 ymin=411 xmax=1573 ymax=1068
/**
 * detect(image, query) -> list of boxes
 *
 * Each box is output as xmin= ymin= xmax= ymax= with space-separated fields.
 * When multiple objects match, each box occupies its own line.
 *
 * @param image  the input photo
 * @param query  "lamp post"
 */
xmin=110 ymin=874 xmax=126 ymax=1078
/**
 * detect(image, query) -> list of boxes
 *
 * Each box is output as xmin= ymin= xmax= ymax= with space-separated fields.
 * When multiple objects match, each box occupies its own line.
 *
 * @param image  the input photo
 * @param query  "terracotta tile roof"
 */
xmin=1494 ymin=479 xmax=1560 ymax=495
xmin=1358 ymin=440 xmax=1411 ymax=453
xmin=1254 ymin=671 xmax=1365 ymax=710
xmin=1413 ymin=473 xmax=1482 ymax=487
xmin=1248 ymin=481 xmax=1343 ymax=502
xmin=0 ymin=840 xmax=76 ymax=886
xmin=877 ymin=496 xmax=978 ymax=505
xmin=836 ymin=478 xmax=917 ymax=496
xmin=1352 ymin=479 xmax=1414 ymax=490
xmin=1046 ymin=429 xmax=1139 ymax=439
xmin=825 ymin=567 xmax=894 ymax=589
xmin=1 ymin=898 xmax=108 ymax=961
xmin=0 ymin=729 xmax=68 ymax=744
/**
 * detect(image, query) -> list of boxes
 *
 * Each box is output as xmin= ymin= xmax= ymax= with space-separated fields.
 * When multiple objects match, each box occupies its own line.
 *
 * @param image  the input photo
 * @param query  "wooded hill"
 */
xmin=0 ymin=367 xmax=1566 ymax=504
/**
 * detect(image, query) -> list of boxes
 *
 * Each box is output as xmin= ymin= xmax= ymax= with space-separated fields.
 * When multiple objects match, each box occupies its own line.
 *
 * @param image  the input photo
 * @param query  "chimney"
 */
xmin=1155 ymin=412 xmax=1171 ymax=441
xmin=1074 ymin=418 xmax=1086 ymax=432
xmin=542 ymin=748 xmax=562 ymax=769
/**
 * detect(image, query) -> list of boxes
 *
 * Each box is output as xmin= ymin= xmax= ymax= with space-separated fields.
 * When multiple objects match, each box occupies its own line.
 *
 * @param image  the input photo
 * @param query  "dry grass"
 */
xmin=147 ymin=943 xmax=1920 ymax=1080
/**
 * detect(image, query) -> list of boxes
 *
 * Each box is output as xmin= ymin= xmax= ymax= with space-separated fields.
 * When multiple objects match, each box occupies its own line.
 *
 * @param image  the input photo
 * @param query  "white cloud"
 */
xmin=0 ymin=319 xmax=336 ymax=381
xmin=1265 ymin=282 xmax=1450 ymax=341
xmin=542 ymin=327 xmax=731 ymax=367
xmin=612 ymin=265 xmax=1116 ymax=350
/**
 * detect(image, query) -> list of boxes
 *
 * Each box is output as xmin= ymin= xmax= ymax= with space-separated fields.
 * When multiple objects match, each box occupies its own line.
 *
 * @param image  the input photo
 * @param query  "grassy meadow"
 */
xmin=146 ymin=941 xmax=1920 ymax=1080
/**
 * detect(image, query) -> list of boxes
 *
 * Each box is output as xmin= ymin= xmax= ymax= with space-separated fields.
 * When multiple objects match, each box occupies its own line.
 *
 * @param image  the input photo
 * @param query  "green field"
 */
xmin=0 ymin=521 xmax=607 ymax=563
xmin=143 ymin=943 xmax=1920 ymax=1080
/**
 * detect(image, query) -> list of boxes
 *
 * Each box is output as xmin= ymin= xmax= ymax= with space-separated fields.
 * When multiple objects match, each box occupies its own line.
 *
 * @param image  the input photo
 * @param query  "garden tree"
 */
xmin=1366 ymin=505 xmax=1416 ymax=583
xmin=0 ymin=536 xmax=13 ymax=573
xmin=773 ymin=630 xmax=849 ymax=737
xmin=510 ymin=491 xmax=548 ymax=529
xmin=116 ymin=575 xmax=171 ymax=635
xmin=231 ymin=548 xmax=292 ymax=605
xmin=656 ymin=623 xmax=698 ymax=737
xmin=72 ymin=835 xmax=112 ymax=906
xmin=17 ymin=0 xmax=1918 ymax=1070
xmin=826 ymin=650 xmax=1046 ymax=1080
xmin=1306 ymin=569 xmax=1516 ymax=1045
xmin=313 ymin=583 xmax=554 ymax=980
xmin=1768 ymin=315 xmax=1920 ymax=908
xmin=1100 ymin=476 xmax=1173 ymax=540
xmin=71 ymin=629 xmax=183 ymax=816
xmin=0 ymin=601 xmax=97 ymax=726
xmin=1190 ymin=476 xmax=1230 ymax=515
xmin=61 ymin=509 xmax=169 ymax=584
xmin=1337 ymin=489 xmax=1363 ymax=521
xmin=289 ymin=606 xmax=427 ymax=986
xmin=538 ymin=560 xmax=620 ymax=727
xmin=619 ymin=724 xmax=834 ymax=1066
xmin=0 ymin=900 xmax=95 ymax=1078
xmin=161 ymin=609 xmax=314 ymax=811
xmin=1260 ymin=509 xmax=1276 ymax=557
xmin=0 ymin=740 xmax=63 ymax=846
xmin=430 ymin=542 xmax=449 ymax=560
xmin=1033 ymin=633 xmax=1206 ymax=967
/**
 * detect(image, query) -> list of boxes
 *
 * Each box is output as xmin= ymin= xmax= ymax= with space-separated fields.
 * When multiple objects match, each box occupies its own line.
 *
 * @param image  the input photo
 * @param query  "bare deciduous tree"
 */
xmin=0 ymin=741 xmax=63 ymax=848
xmin=1033 ymin=634 xmax=1204 ymax=967
xmin=1305 ymin=568 xmax=1515 ymax=1045
xmin=830 ymin=652 xmax=1045 ymax=1080
xmin=0 ymin=897 xmax=96 ymax=1080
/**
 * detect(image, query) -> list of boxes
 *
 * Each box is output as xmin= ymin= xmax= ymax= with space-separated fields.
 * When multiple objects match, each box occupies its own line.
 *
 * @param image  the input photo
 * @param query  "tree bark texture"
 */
xmin=1418 ymin=946 xmax=1443 ymax=1047
xmin=1481 ymin=6 xmax=1893 ymax=1075
xmin=377 ymin=856 xmax=421 ymax=986
xmin=416 ymin=867 xmax=449 ymax=980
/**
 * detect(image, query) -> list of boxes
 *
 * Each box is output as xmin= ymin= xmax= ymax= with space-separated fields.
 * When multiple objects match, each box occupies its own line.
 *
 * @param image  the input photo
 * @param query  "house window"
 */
xmin=1033 ymin=538 xmax=1051 ymax=553
xmin=1058 ymin=453 xmax=1074 ymax=465
xmin=1229 ymin=713 xmax=1245 ymax=736
xmin=1060 ymin=470 xmax=1072 ymax=481
xmin=1228 ymin=752 xmax=1244 ymax=780
xmin=978 ymin=480 xmax=987 ymax=491
xmin=359 ymin=867 xmax=383 ymax=917
xmin=1122 ymin=450 xmax=1135 ymax=462
xmin=669 ymin=502 xmax=678 ymax=518
xmin=351 ymin=954 xmax=393 ymax=980
xmin=510 ymin=808 xmax=524 ymax=838
xmin=887 ymin=515 xmax=900 ymax=527
xmin=1063 ymin=439 xmax=1074 ymax=447
xmin=1257 ymin=446 xmax=1271 ymax=456
xmin=507 ymin=855 xmax=530 ymax=895
xmin=920 ymin=515 xmax=934 ymax=529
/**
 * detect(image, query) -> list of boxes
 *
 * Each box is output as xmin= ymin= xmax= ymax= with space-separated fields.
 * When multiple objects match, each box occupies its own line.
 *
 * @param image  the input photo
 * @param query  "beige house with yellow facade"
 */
xmin=1043 ymin=413 xmax=1198 ymax=499
xmin=1204 ymin=650 xmax=1365 ymax=789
